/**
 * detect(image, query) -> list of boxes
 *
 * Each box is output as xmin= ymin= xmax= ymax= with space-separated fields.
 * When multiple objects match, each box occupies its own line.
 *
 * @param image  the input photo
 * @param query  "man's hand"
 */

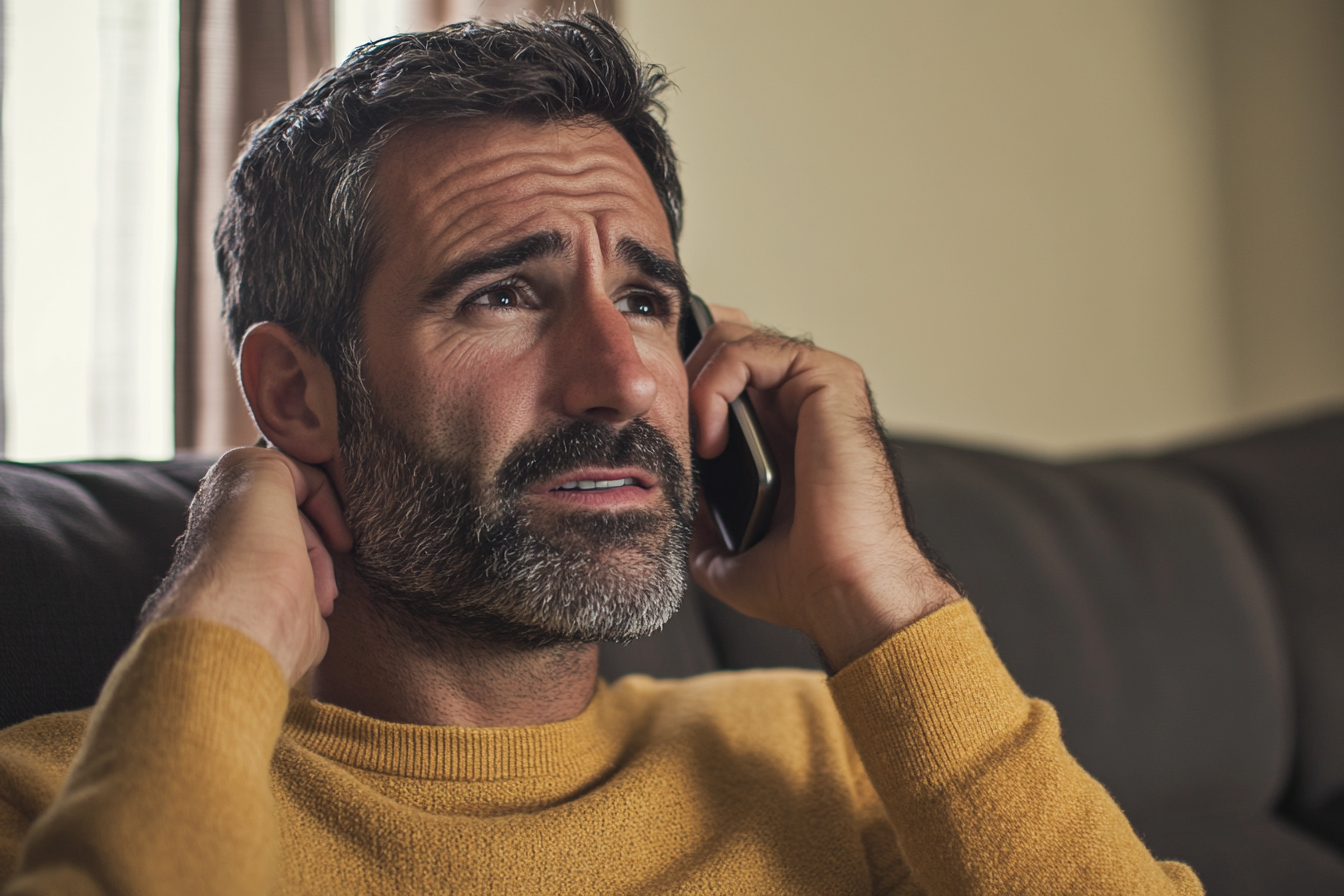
xmin=686 ymin=307 xmax=961 ymax=670
xmin=143 ymin=448 xmax=353 ymax=684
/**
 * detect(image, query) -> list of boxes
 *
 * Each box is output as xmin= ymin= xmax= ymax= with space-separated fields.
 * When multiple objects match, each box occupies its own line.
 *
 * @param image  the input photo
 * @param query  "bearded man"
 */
xmin=0 ymin=15 xmax=1202 ymax=895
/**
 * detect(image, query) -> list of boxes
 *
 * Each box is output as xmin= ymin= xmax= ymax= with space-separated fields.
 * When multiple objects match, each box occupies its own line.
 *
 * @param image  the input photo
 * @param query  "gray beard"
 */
xmin=337 ymin=365 xmax=695 ymax=649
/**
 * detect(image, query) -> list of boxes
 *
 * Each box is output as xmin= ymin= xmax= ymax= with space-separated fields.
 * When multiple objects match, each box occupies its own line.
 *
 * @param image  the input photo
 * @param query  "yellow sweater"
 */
xmin=0 ymin=601 xmax=1200 ymax=895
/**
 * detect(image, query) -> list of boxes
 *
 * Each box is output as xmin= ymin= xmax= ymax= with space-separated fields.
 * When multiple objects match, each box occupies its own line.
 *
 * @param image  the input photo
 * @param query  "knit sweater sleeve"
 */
xmin=2 ymin=618 xmax=290 ymax=896
xmin=828 ymin=600 xmax=1204 ymax=896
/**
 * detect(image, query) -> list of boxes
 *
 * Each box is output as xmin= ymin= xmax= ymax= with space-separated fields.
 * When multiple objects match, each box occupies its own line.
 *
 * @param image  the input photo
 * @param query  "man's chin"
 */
xmin=512 ymin=504 xmax=676 ymax=554
xmin=363 ymin=558 xmax=688 ymax=649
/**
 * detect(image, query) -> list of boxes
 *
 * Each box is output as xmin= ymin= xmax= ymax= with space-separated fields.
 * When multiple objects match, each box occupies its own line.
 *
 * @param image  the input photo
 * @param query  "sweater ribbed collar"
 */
xmin=282 ymin=681 xmax=629 ymax=782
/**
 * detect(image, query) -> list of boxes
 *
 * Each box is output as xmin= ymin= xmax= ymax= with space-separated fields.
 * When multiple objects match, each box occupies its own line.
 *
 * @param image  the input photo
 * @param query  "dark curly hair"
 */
xmin=215 ymin=13 xmax=681 ymax=396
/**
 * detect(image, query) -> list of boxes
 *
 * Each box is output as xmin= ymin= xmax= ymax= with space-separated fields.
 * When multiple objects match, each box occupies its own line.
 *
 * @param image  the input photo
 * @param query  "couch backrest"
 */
xmin=1168 ymin=414 xmax=1344 ymax=850
xmin=0 ymin=459 xmax=205 ymax=728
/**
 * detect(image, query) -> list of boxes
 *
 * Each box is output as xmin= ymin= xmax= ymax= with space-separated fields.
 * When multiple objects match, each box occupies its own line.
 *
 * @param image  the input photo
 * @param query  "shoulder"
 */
xmin=598 ymin=668 xmax=885 ymax=830
xmin=0 ymin=709 xmax=91 ymax=819
xmin=0 ymin=710 xmax=91 ymax=772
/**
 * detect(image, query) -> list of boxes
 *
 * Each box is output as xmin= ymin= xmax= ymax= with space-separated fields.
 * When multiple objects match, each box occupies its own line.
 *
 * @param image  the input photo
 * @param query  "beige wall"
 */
xmin=623 ymin=0 xmax=1344 ymax=455
xmin=1213 ymin=1 xmax=1344 ymax=421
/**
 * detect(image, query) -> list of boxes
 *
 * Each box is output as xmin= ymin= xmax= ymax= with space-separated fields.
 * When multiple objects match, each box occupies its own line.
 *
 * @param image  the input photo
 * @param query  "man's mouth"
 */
xmin=535 ymin=469 xmax=656 ymax=507
xmin=552 ymin=477 xmax=638 ymax=492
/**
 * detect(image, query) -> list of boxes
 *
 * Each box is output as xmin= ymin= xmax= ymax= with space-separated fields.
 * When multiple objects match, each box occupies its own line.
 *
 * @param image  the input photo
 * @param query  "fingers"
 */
xmin=291 ymin=461 xmax=353 ymax=554
xmin=300 ymin=513 xmax=339 ymax=616
xmin=685 ymin=325 xmax=806 ymax=459
xmin=222 ymin=446 xmax=352 ymax=555
xmin=683 ymin=322 xmax=756 ymax=458
xmin=707 ymin=303 xmax=751 ymax=326
xmin=687 ymin=321 xmax=875 ymax=461
xmin=257 ymin=448 xmax=351 ymax=610
xmin=689 ymin=517 xmax=784 ymax=626
xmin=199 ymin=446 xmax=349 ymax=614
xmin=688 ymin=494 xmax=733 ymax=599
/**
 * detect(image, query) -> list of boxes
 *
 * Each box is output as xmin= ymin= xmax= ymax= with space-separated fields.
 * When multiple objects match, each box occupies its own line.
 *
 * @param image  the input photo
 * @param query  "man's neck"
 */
xmin=310 ymin=569 xmax=600 ymax=728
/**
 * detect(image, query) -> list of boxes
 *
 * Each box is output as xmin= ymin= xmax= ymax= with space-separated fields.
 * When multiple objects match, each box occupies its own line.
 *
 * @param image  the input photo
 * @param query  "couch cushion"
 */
xmin=0 ymin=459 xmax=210 ymax=730
xmin=1168 ymin=411 xmax=1344 ymax=853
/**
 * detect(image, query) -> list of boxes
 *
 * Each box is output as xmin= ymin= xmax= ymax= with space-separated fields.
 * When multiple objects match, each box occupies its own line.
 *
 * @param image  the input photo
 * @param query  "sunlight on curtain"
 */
xmin=332 ymin=0 xmax=424 ymax=62
xmin=333 ymin=1 xmax=541 ymax=64
xmin=2 ymin=0 xmax=177 ymax=461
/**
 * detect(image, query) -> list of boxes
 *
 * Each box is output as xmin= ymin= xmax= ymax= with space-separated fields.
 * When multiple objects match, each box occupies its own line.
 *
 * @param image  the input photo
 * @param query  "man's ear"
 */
xmin=239 ymin=322 xmax=339 ymax=465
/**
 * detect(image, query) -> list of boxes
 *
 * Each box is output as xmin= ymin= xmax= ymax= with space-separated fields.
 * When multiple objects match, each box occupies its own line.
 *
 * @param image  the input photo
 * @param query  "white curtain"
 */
xmin=334 ymin=1 xmax=614 ymax=63
xmin=2 ymin=0 xmax=176 ymax=460
xmin=92 ymin=0 xmax=179 ymax=457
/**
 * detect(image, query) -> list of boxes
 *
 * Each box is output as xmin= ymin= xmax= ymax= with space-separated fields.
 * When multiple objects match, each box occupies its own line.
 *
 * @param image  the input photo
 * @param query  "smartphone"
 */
xmin=679 ymin=295 xmax=780 ymax=553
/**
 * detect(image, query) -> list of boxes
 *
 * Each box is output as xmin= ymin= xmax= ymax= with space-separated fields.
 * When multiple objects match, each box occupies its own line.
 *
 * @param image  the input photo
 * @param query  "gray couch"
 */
xmin=4 ymin=412 xmax=1344 ymax=895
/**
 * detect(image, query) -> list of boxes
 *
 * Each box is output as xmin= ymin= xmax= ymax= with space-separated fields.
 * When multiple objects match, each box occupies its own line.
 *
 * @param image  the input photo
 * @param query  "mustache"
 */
xmin=493 ymin=417 xmax=690 ymax=505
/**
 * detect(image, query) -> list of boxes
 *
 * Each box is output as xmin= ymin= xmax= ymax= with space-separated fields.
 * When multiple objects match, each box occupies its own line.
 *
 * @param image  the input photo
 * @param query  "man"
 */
xmin=0 ymin=15 xmax=1201 ymax=894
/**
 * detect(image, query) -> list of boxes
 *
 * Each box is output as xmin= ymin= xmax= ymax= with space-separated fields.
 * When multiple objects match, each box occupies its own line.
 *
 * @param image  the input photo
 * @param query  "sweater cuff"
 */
xmin=827 ymin=600 xmax=1032 ymax=792
xmin=78 ymin=617 xmax=290 ymax=774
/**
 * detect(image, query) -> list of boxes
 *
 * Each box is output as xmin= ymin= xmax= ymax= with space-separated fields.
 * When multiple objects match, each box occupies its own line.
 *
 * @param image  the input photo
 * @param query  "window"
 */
xmin=2 ymin=0 xmax=178 ymax=460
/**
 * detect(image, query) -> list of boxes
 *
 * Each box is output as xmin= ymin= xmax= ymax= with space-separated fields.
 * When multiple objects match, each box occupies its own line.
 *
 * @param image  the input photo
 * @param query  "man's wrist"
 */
xmin=806 ymin=573 xmax=963 ymax=671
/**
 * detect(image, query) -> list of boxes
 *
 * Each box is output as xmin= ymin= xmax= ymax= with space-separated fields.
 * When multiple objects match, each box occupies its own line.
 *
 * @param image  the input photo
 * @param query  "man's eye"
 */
xmin=615 ymin=294 xmax=659 ymax=316
xmin=468 ymin=285 xmax=525 ymax=308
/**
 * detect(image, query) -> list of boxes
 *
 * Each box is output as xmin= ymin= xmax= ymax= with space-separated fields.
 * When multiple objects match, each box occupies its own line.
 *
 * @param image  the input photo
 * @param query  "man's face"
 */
xmin=338 ymin=118 xmax=694 ymax=646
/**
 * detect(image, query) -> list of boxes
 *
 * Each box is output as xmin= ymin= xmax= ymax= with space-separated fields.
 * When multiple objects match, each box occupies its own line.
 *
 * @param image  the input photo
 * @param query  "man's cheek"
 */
xmin=649 ymin=384 xmax=692 ymax=450
xmin=428 ymin=402 xmax=516 ymax=476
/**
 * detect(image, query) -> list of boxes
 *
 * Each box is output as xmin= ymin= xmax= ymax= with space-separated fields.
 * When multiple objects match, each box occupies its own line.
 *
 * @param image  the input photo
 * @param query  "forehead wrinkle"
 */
xmin=373 ymin=121 xmax=672 ymax=293
xmin=404 ymin=128 xmax=648 ymax=196
xmin=458 ymin=144 xmax=646 ymax=182
xmin=378 ymin=118 xmax=653 ymax=214
xmin=414 ymin=159 xmax=659 ymax=234
xmin=403 ymin=131 xmax=656 ymax=215
xmin=431 ymin=189 xmax=662 ymax=260
xmin=395 ymin=165 xmax=662 ymax=274
xmin=459 ymin=123 xmax=644 ymax=170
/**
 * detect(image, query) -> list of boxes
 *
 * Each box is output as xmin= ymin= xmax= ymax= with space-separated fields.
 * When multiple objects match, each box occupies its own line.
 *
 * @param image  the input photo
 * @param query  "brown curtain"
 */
xmin=175 ymin=0 xmax=332 ymax=452
xmin=436 ymin=1 xmax=616 ymax=24
xmin=174 ymin=0 xmax=616 ymax=453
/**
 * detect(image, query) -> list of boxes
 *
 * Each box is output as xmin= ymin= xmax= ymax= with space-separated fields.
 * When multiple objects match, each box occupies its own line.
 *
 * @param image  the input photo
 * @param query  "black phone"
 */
xmin=679 ymin=295 xmax=780 ymax=553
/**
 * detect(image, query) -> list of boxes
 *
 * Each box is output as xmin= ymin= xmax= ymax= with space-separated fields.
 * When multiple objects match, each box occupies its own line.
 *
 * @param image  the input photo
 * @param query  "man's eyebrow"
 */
xmin=420 ymin=231 xmax=570 ymax=304
xmin=617 ymin=237 xmax=690 ymax=303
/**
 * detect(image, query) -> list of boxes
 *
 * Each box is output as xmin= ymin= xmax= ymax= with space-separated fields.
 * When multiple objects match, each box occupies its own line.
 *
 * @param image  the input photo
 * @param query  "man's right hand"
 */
xmin=143 ymin=448 xmax=352 ymax=685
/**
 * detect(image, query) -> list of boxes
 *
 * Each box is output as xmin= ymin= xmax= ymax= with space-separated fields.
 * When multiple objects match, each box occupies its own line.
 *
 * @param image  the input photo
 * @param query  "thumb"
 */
xmin=689 ymin=496 xmax=730 ymax=597
xmin=689 ymin=496 xmax=785 ymax=624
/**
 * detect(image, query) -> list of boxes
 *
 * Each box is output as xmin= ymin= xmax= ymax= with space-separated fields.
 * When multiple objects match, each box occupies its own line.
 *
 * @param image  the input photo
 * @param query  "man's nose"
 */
xmin=553 ymin=290 xmax=658 ymax=425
